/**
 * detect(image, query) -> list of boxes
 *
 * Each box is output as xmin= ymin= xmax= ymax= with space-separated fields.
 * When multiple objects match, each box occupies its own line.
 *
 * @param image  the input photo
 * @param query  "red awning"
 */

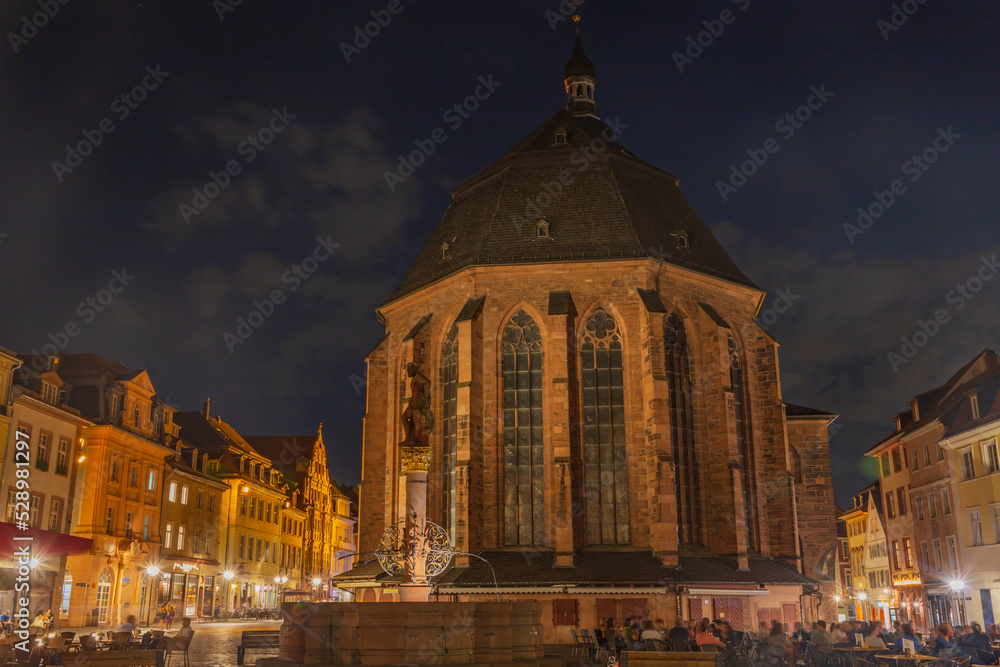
xmin=0 ymin=522 xmax=93 ymax=560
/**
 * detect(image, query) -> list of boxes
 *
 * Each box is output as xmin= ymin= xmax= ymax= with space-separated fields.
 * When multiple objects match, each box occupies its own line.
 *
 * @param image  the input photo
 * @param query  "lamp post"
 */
xmin=948 ymin=579 xmax=966 ymax=626
xmin=223 ymin=570 xmax=234 ymax=616
xmin=858 ymin=591 xmax=869 ymax=622
xmin=312 ymin=577 xmax=321 ymax=602
xmin=145 ymin=566 xmax=159 ymax=628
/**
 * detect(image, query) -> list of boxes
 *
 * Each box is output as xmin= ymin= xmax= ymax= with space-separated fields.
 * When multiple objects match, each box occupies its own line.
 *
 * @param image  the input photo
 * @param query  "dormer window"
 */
xmin=41 ymin=382 xmax=58 ymax=405
xmin=673 ymin=230 xmax=690 ymax=249
xmin=441 ymin=241 xmax=451 ymax=260
xmin=110 ymin=394 xmax=120 ymax=418
xmin=536 ymin=219 xmax=550 ymax=239
xmin=133 ymin=407 xmax=140 ymax=428
xmin=554 ymin=128 xmax=567 ymax=145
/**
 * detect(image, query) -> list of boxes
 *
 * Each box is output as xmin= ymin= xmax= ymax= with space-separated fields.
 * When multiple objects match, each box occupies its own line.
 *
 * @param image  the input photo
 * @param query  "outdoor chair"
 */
xmin=675 ymin=639 xmax=694 ymax=652
xmin=165 ymin=630 xmax=194 ymax=667
xmin=646 ymin=638 xmax=670 ymax=652
xmin=593 ymin=630 xmax=612 ymax=663
xmin=110 ymin=632 xmax=132 ymax=650
xmin=571 ymin=628 xmax=585 ymax=657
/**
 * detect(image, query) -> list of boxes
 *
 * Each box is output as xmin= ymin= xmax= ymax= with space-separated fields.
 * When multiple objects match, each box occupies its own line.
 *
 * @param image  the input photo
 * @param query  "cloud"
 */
xmin=712 ymin=221 xmax=1000 ymax=502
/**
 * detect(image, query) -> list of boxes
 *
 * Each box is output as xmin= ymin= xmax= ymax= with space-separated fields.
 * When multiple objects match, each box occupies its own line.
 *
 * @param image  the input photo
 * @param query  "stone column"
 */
xmin=399 ymin=446 xmax=432 ymax=602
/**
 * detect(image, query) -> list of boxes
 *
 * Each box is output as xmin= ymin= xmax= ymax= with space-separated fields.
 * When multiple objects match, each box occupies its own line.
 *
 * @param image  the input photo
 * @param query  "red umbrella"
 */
xmin=0 ymin=522 xmax=93 ymax=560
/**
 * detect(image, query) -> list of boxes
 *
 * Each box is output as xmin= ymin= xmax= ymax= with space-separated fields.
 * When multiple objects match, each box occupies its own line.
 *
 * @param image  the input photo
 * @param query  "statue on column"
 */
xmin=401 ymin=362 xmax=433 ymax=446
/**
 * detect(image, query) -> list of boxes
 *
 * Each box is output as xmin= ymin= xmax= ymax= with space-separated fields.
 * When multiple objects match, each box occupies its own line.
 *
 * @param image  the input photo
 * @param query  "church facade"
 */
xmin=340 ymin=28 xmax=838 ymax=641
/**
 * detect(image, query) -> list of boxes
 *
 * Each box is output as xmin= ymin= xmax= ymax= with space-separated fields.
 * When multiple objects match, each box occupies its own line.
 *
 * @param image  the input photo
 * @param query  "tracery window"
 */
xmin=581 ymin=309 xmax=629 ymax=544
xmin=501 ymin=310 xmax=544 ymax=546
xmin=665 ymin=313 xmax=699 ymax=546
xmin=730 ymin=335 xmax=759 ymax=550
xmin=440 ymin=324 xmax=459 ymax=537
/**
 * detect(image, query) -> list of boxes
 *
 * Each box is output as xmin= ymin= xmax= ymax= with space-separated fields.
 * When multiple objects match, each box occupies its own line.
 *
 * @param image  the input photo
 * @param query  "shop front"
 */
xmin=154 ymin=562 xmax=217 ymax=620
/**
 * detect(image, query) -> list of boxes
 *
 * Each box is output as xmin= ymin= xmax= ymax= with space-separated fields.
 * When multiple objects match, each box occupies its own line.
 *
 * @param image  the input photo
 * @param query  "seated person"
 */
xmin=718 ymin=622 xmax=740 ymax=647
xmin=640 ymin=620 xmax=665 ymax=649
xmin=891 ymin=623 xmax=926 ymax=654
xmin=863 ymin=622 xmax=887 ymax=649
xmin=831 ymin=622 xmax=849 ymax=644
xmin=669 ymin=618 xmax=691 ymax=642
xmin=811 ymin=620 xmax=833 ymax=647
xmin=118 ymin=615 xmax=138 ymax=634
xmin=696 ymin=619 xmax=727 ymax=650
xmin=961 ymin=624 xmax=997 ymax=665
xmin=158 ymin=617 xmax=193 ymax=650
xmin=933 ymin=623 xmax=974 ymax=660
xmin=793 ymin=622 xmax=811 ymax=641
xmin=0 ymin=610 xmax=11 ymax=637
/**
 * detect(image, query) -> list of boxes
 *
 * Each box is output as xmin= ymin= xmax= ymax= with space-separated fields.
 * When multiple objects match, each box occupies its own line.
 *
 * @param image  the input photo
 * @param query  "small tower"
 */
xmin=564 ymin=15 xmax=597 ymax=118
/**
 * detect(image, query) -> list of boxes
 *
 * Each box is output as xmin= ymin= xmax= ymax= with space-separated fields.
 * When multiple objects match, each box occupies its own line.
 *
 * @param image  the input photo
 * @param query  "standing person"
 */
xmin=164 ymin=602 xmax=175 ymax=631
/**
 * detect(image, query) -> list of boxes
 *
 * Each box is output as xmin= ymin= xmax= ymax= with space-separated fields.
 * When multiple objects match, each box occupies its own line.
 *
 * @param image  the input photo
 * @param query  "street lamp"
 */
xmin=145 ymin=566 xmax=159 ymax=627
xmin=949 ymin=580 xmax=966 ymax=625
xmin=857 ymin=591 xmax=869 ymax=621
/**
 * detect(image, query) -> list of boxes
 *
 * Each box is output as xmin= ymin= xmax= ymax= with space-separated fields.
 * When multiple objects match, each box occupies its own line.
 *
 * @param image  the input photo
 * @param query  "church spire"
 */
xmin=563 ymin=15 xmax=597 ymax=118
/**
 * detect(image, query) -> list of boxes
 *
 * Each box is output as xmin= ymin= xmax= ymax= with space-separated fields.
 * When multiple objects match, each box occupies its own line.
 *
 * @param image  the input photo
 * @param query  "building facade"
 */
xmin=52 ymin=354 xmax=178 ymax=627
xmin=155 ymin=444 xmax=229 ymax=621
xmin=937 ymin=349 xmax=1000 ymax=627
xmin=342 ymin=28 xmax=836 ymax=642
xmin=174 ymin=408 xmax=288 ymax=611
xmin=1 ymin=363 xmax=92 ymax=618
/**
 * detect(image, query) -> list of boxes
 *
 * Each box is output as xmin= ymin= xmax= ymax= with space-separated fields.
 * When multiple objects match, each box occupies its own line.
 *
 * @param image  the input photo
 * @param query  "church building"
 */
xmin=338 ymin=25 xmax=838 ymax=642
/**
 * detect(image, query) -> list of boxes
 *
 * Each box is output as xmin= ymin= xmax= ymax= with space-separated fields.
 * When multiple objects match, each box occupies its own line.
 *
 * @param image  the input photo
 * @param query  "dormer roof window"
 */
xmin=554 ymin=128 xmax=567 ymax=145
xmin=537 ymin=219 xmax=550 ymax=239
xmin=673 ymin=230 xmax=690 ymax=249
xmin=441 ymin=241 xmax=451 ymax=260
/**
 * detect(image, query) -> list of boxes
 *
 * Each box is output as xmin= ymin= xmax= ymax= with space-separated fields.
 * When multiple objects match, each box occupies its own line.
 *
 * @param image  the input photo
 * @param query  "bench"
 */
xmin=58 ymin=649 xmax=164 ymax=667
xmin=237 ymin=630 xmax=280 ymax=665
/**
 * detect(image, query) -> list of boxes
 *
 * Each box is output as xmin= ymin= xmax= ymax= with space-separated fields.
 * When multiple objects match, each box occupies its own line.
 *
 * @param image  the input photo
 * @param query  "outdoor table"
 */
xmin=875 ymin=653 xmax=939 ymax=666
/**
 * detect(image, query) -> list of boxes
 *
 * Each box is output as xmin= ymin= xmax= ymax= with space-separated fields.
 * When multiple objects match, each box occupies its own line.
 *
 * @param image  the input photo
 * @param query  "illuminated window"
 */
xmin=177 ymin=525 xmax=185 ymax=550
xmin=180 ymin=486 xmax=189 ymax=505
xmin=168 ymin=482 xmax=177 ymax=503
xmin=501 ymin=310 xmax=544 ymax=546
xmin=581 ymin=309 xmax=629 ymax=545
xmin=164 ymin=523 xmax=173 ymax=549
xmin=48 ymin=498 xmax=62 ymax=531
xmin=146 ymin=470 xmax=156 ymax=492
xmin=57 ymin=439 xmax=68 ymax=472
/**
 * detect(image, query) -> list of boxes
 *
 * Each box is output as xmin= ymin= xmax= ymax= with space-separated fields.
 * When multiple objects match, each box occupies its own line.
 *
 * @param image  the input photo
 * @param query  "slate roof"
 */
xmin=335 ymin=549 xmax=815 ymax=590
xmin=382 ymin=109 xmax=758 ymax=306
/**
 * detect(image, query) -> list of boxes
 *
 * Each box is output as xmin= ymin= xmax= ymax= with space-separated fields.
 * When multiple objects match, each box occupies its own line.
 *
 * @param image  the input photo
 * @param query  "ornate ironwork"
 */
xmin=375 ymin=519 xmax=456 ymax=577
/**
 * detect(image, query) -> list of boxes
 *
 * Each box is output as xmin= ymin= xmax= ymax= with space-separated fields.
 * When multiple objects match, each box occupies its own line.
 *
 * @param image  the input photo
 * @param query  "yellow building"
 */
xmin=246 ymin=426 xmax=355 ymax=601
xmin=52 ymin=354 xmax=178 ymax=627
xmin=937 ymin=351 xmax=1000 ymax=627
xmin=278 ymin=503 xmax=306 ymax=593
xmin=174 ymin=407 xmax=287 ymax=611
xmin=154 ymin=444 xmax=229 ymax=621
xmin=841 ymin=483 xmax=880 ymax=621
xmin=0 ymin=347 xmax=20 ymax=479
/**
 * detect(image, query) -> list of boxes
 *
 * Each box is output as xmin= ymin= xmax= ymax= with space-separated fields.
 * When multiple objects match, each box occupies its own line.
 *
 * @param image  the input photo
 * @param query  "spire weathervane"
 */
xmin=564 ymin=14 xmax=597 ymax=118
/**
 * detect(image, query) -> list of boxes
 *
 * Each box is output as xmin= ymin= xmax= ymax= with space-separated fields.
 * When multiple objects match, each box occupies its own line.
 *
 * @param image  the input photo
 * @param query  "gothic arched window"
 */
xmin=666 ymin=313 xmax=700 ymax=546
xmin=440 ymin=324 xmax=459 ymax=537
xmin=581 ymin=308 xmax=629 ymax=545
xmin=729 ymin=335 xmax=759 ymax=551
xmin=501 ymin=310 xmax=544 ymax=546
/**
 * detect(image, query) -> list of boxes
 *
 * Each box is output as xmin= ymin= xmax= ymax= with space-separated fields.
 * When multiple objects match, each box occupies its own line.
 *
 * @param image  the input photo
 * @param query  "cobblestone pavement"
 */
xmin=59 ymin=619 xmax=283 ymax=667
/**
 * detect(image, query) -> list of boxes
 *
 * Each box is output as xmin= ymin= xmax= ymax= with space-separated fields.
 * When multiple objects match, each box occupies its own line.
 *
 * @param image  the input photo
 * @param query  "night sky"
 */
xmin=2 ymin=1 xmax=999 ymax=507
